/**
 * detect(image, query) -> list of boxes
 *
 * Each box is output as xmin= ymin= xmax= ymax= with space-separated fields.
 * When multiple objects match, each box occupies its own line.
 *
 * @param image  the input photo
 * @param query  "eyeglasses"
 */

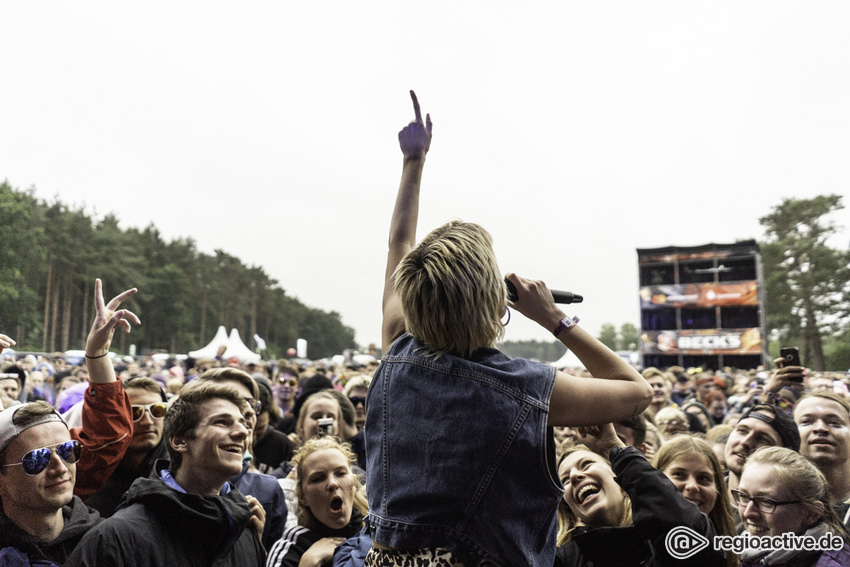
xmin=1 ymin=440 xmax=82 ymax=475
xmin=132 ymin=403 xmax=168 ymax=421
xmin=348 ymin=396 xmax=366 ymax=407
xmin=244 ymin=397 xmax=262 ymax=413
xmin=731 ymin=490 xmax=802 ymax=513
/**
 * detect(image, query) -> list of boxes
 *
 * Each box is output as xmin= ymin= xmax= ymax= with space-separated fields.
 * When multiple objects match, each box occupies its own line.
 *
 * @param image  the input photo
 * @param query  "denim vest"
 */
xmin=365 ymin=334 xmax=563 ymax=567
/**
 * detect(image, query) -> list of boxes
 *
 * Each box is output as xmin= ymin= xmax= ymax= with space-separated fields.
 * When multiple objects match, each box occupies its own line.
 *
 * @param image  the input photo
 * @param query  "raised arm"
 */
xmin=381 ymin=90 xmax=433 ymax=350
xmin=72 ymin=279 xmax=141 ymax=498
xmin=505 ymin=273 xmax=652 ymax=427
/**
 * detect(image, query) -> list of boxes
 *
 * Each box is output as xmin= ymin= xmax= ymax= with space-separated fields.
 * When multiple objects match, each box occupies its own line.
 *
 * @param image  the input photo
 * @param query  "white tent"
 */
xmin=188 ymin=326 xmax=229 ymax=359
xmin=225 ymin=328 xmax=261 ymax=363
xmin=188 ymin=326 xmax=261 ymax=363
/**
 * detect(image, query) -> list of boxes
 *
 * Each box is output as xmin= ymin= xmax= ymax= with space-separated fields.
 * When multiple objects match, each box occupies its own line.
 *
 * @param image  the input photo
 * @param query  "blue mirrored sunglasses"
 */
xmin=1 ymin=440 xmax=82 ymax=475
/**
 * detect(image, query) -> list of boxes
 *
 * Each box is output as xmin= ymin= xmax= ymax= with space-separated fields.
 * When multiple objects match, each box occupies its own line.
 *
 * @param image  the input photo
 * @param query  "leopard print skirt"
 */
xmin=364 ymin=547 xmax=465 ymax=567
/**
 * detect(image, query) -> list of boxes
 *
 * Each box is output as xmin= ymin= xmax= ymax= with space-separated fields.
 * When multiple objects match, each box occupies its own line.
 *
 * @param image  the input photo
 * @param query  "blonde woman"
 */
xmin=266 ymin=438 xmax=367 ymax=567
xmin=655 ymin=406 xmax=690 ymax=439
xmin=736 ymin=446 xmax=850 ymax=566
xmin=368 ymin=90 xmax=651 ymax=567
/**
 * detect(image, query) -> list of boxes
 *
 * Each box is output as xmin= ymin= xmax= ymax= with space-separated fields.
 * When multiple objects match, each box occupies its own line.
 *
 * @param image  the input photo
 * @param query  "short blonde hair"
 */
xmin=342 ymin=375 xmax=372 ymax=397
xmin=641 ymin=367 xmax=665 ymax=381
xmin=393 ymin=220 xmax=505 ymax=358
xmin=655 ymin=406 xmax=689 ymax=436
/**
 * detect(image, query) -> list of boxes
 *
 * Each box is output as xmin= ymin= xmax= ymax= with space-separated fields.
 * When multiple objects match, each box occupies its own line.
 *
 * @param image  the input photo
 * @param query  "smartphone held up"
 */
xmin=317 ymin=417 xmax=334 ymax=438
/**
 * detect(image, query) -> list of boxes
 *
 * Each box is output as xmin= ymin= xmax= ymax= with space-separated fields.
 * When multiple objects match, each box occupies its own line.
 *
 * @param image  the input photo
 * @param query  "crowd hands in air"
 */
xmin=1 ymin=93 xmax=849 ymax=567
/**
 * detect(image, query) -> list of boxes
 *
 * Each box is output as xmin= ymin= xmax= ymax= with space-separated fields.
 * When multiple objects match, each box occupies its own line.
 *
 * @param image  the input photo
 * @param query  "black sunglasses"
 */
xmin=349 ymin=396 xmax=366 ymax=407
xmin=1 ymin=440 xmax=82 ymax=476
xmin=132 ymin=403 xmax=168 ymax=422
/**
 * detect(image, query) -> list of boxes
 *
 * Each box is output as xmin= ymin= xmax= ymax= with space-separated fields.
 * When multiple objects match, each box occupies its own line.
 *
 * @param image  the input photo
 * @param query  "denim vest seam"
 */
xmin=459 ymin=402 xmax=531 ymax=532
xmin=381 ymin=354 xmax=549 ymax=412
xmin=378 ymin=362 xmax=390 ymax=514
xmin=537 ymin=374 xmax=563 ymax=495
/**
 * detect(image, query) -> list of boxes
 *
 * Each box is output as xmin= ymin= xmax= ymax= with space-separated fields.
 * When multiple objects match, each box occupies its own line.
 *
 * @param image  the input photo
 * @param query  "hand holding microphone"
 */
xmin=505 ymin=274 xmax=583 ymax=337
xmin=505 ymin=279 xmax=583 ymax=304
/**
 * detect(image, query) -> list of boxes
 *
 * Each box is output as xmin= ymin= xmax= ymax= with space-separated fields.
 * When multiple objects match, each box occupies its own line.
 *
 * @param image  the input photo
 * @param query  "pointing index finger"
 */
xmin=410 ymin=90 xmax=422 ymax=123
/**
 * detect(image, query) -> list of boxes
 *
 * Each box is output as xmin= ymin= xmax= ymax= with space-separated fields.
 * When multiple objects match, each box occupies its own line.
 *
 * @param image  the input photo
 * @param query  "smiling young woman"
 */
xmin=736 ymin=446 xmax=850 ymax=567
xmin=653 ymin=435 xmax=738 ymax=567
xmin=554 ymin=425 xmax=727 ymax=567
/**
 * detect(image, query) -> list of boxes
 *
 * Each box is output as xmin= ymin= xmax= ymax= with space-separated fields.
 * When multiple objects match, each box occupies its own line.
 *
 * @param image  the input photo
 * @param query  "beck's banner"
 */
xmin=640 ymin=328 xmax=762 ymax=355
xmin=639 ymin=281 xmax=758 ymax=309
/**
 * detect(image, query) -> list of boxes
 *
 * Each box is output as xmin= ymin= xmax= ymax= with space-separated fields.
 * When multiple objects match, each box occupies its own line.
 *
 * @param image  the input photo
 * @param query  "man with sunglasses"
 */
xmin=0 ymin=280 xmax=139 ymax=564
xmin=0 ymin=402 xmax=100 ymax=565
xmin=84 ymin=378 xmax=170 ymax=518
xmin=343 ymin=374 xmax=371 ymax=430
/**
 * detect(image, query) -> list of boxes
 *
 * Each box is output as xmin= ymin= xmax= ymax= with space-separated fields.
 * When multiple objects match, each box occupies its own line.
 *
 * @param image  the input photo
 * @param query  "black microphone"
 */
xmin=505 ymin=280 xmax=583 ymax=304
xmin=551 ymin=290 xmax=583 ymax=304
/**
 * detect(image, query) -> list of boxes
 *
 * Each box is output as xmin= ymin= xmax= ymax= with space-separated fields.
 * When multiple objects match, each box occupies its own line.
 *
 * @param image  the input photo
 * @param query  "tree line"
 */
xmin=0 ymin=181 xmax=356 ymax=360
xmin=2 ymin=182 xmax=848 ymax=369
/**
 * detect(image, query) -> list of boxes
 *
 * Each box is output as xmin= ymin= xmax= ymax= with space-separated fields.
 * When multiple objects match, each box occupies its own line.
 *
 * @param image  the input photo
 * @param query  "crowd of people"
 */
xmin=2 ymin=92 xmax=850 ymax=566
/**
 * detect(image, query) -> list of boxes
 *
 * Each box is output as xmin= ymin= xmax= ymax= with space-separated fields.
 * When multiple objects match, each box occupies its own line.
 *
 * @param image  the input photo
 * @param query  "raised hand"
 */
xmin=504 ymin=273 xmax=564 ymax=334
xmin=578 ymin=423 xmax=626 ymax=454
xmin=0 ymin=334 xmax=15 ymax=355
xmin=86 ymin=279 xmax=141 ymax=358
xmin=398 ymin=90 xmax=432 ymax=158
xmin=765 ymin=356 xmax=806 ymax=397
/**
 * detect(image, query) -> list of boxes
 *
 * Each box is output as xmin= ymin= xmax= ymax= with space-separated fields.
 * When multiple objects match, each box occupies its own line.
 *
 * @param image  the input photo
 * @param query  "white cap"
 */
xmin=0 ymin=403 xmax=68 ymax=454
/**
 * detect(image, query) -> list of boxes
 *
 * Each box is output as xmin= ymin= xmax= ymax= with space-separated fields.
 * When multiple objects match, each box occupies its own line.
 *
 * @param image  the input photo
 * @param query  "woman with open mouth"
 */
xmin=554 ymin=424 xmax=727 ymax=567
xmin=266 ymin=437 xmax=368 ymax=567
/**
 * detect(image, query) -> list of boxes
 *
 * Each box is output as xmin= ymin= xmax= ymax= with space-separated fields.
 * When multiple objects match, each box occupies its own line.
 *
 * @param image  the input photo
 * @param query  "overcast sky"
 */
xmin=2 ymin=2 xmax=849 ymax=352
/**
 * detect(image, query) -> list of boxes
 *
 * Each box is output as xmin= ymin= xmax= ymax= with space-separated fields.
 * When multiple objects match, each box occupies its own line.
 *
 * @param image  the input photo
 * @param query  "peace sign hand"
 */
xmin=85 ymin=279 xmax=141 ymax=358
xmin=398 ymin=90 xmax=433 ymax=158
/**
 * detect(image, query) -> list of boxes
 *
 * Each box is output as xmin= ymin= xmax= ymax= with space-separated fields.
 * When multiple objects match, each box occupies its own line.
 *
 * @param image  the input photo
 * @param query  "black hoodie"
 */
xmin=65 ymin=467 xmax=264 ymax=567
xmin=0 ymin=495 xmax=100 ymax=565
